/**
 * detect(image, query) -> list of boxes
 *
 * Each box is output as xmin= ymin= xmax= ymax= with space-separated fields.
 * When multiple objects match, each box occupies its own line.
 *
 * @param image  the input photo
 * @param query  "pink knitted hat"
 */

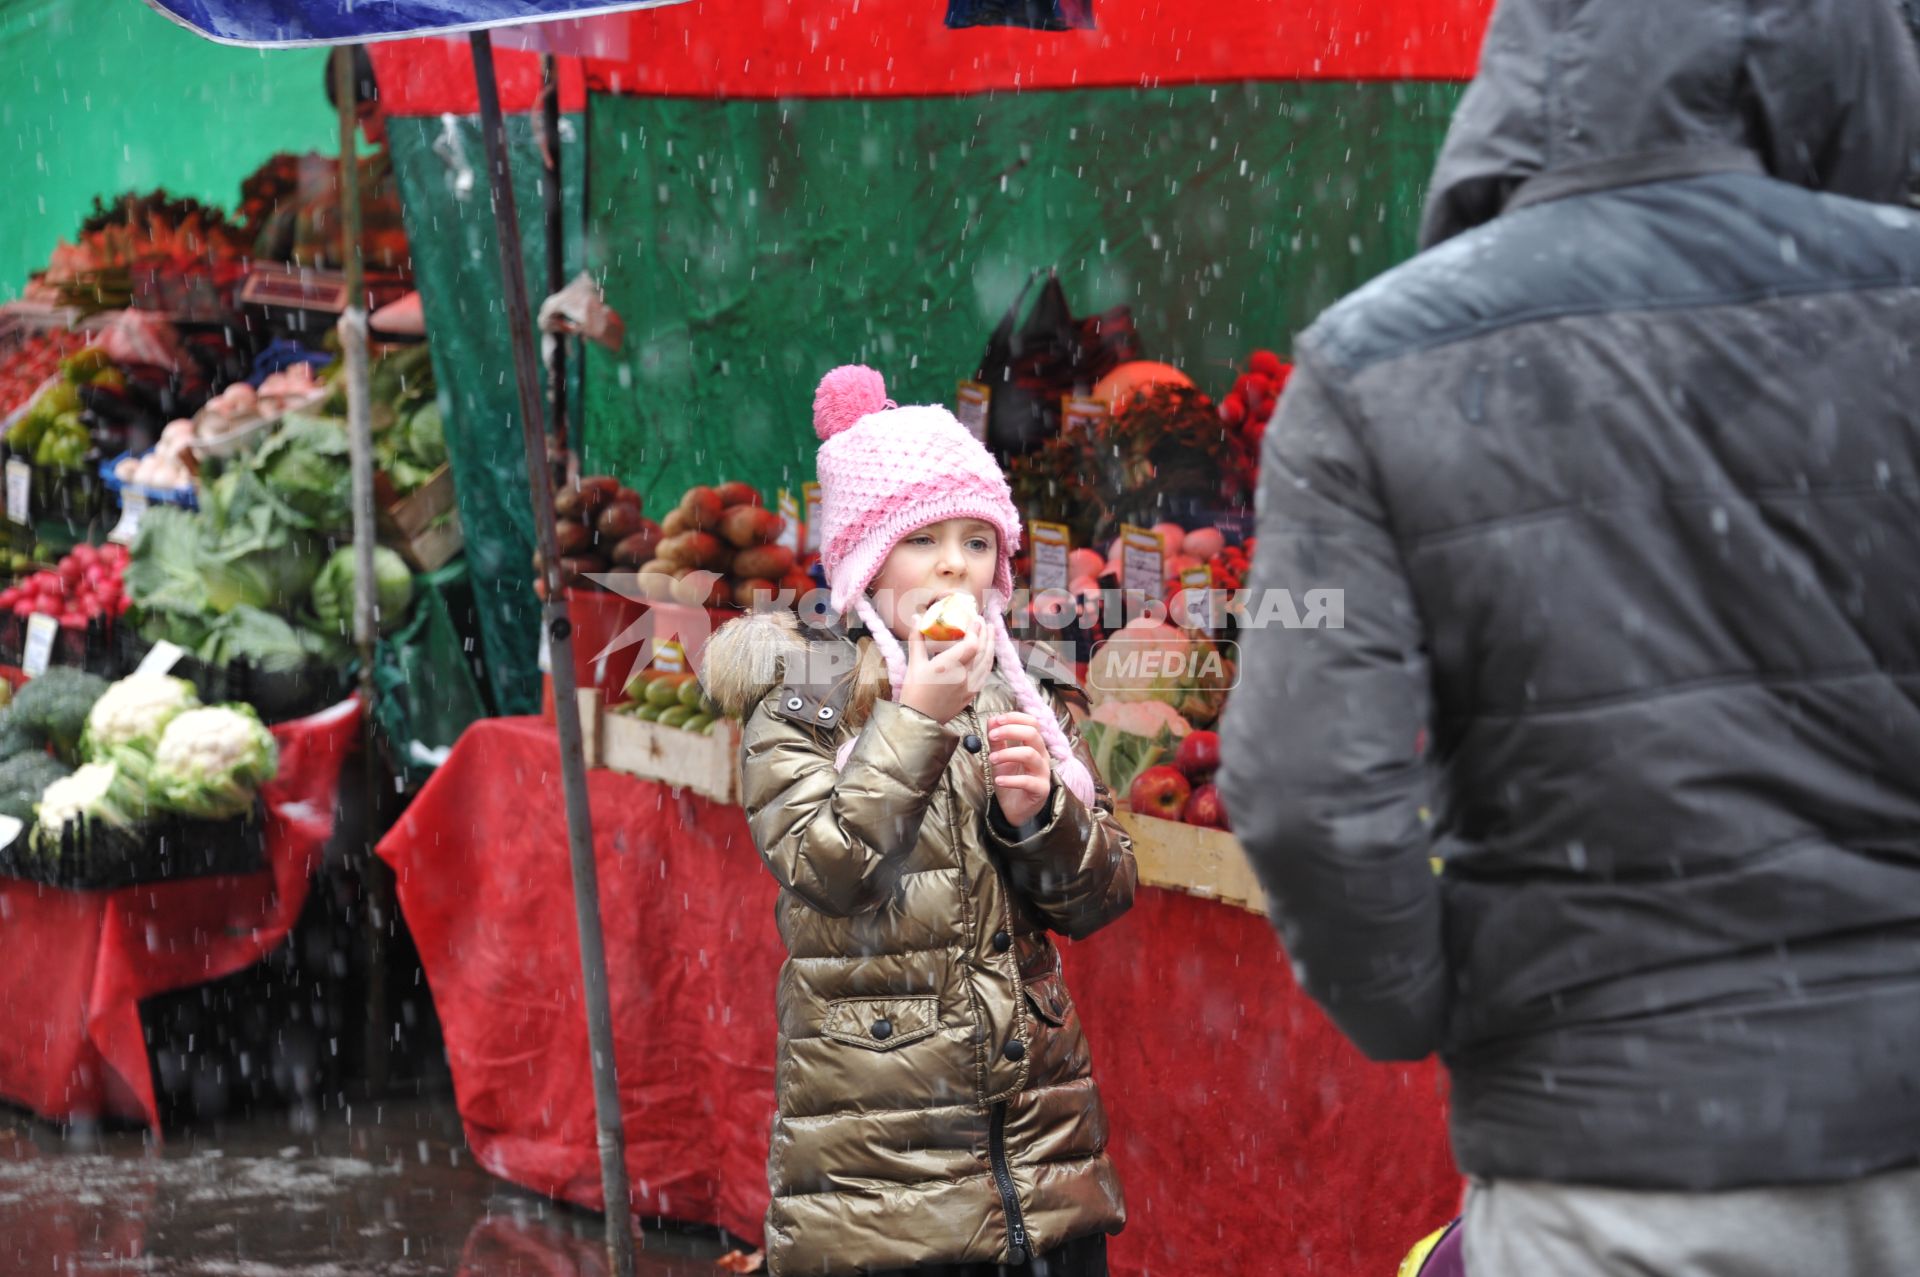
xmin=812 ymin=364 xmax=1095 ymax=808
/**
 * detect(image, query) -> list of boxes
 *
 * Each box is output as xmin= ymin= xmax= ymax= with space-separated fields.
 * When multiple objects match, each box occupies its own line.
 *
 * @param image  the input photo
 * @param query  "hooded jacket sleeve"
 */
xmin=741 ymin=696 xmax=960 ymax=917
xmin=1218 ymin=354 xmax=1449 ymax=1062
xmin=984 ymin=686 xmax=1137 ymax=940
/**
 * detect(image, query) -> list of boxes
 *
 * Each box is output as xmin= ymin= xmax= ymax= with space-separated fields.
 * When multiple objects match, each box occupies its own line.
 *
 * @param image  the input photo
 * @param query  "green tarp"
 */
xmin=0 ymin=0 xmax=333 ymax=301
xmin=578 ymin=82 xmax=1461 ymax=509
xmin=386 ymin=112 xmax=585 ymax=716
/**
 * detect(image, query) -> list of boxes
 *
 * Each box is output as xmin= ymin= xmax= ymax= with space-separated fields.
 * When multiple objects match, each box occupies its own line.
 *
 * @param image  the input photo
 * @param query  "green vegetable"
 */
xmin=1078 ymin=720 xmax=1179 ymax=801
xmin=657 ymin=705 xmax=696 ymax=729
xmin=126 ymin=507 xmax=210 ymax=616
xmin=252 ymin=415 xmax=350 ymax=530
xmin=0 ymin=709 xmax=35 ymax=761
xmin=149 ymin=705 xmax=279 ymax=820
xmin=0 ymin=752 xmax=71 ymax=826
xmin=633 ymin=704 xmax=664 ymax=723
xmin=310 ymin=546 xmax=414 ymax=638
xmin=10 ymin=668 xmax=110 ymax=763
xmin=33 ymin=413 xmax=91 ymax=470
xmin=34 ymin=760 xmax=148 ymax=837
xmin=195 ymin=606 xmax=341 ymax=675
xmin=198 ymin=505 xmax=328 ymax=613
xmin=677 ymin=679 xmax=706 ymax=710
xmin=681 ymin=713 xmax=714 ymax=734
xmin=406 ymin=401 xmax=447 ymax=470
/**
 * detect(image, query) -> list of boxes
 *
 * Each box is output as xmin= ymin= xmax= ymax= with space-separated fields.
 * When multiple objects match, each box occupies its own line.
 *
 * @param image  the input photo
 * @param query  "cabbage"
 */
xmin=149 ymin=706 xmax=278 ymax=820
xmin=310 ymin=546 xmax=414 ymax=638
xmin=197 ymin=504 xmax=327 ymax=613
xmin=195 ymin=605 xmax=340 ymax=675
xmin=252 ymin=415 xmax=350 ymax=530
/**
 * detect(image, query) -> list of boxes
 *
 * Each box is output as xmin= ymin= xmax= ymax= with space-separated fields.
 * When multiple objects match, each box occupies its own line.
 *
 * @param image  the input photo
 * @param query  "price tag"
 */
xmin=1120 ymin=524 xmax=1165 ymax=603
xmin=1061 ymin=395 xmax=1108 ymax=436
xmin=21 ymin=613 xmax=58 ymax=678
xmin=1028 ymin=521 xmax=1071 ymax=593
xmin=135 ymin=639 xmax=186 ymax=678
xmin=6 ymin=459 xmax=30 ymax=527
xmin=1176 ymin=566 xmax=1219 ymax=630
xmin=651 ymin=638 xmax=687 ymax=675
xmin=776 ymin=489 xmax=802 ymax=556
xmin=108 ymin=489 xmax=149 ymax=546
xmin=802 ymin=482 xmax=823 ymax=554
xmin=956 ymin=381 xmax=991 ymax=443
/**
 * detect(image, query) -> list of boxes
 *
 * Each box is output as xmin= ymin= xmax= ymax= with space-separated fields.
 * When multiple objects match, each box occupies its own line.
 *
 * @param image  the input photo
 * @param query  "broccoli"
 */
xmin=0 ymin=709 xmax=37 ymax=761
xmin=0 ymin=751 xmax=73 ymax=825
xmin=10 ymin=668 xmax=111 ymax=763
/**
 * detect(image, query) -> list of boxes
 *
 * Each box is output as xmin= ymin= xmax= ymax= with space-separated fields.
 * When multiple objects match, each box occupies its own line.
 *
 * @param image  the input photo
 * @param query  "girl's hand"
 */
xmin=987 ymin=712 xmax=1053 ymax=828
xmin=899 ymin=616 xmax=994 ymax=724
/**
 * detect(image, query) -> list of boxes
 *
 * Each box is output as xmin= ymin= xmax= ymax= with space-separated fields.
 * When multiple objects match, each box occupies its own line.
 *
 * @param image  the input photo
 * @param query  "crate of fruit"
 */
xmin=577 ymin=675 xmax=739 ymax=806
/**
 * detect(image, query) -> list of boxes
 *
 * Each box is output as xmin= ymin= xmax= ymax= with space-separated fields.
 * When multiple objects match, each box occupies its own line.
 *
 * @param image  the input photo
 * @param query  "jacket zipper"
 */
xmin=989 ymin=1100 xmax=1031 ymax=1266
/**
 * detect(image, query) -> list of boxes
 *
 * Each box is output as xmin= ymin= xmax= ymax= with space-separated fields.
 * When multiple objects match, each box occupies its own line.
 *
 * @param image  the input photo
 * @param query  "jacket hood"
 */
xmin=698 ymin=609 xmax=889 ymax=724
xmin=1421 ymin=0 xmax=1920 ymax=248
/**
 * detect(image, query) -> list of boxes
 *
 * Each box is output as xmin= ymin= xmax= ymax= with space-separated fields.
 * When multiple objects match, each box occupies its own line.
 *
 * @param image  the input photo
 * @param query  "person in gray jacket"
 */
xmin=1218 ymin=1 xmax=1920 ymax=1273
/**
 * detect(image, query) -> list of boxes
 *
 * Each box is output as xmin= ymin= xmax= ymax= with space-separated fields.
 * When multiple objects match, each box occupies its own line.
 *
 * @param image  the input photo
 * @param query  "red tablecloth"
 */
xmin=379 ymin=718 xmax=1462 ymax=1276
xmin=0 ymin=700 xmax=362 ymax=1129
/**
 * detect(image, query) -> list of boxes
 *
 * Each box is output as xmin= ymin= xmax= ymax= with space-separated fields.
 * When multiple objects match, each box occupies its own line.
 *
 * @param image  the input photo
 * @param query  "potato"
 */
xmin=670 ymin=571 xmax=722 ymax=608
xmin=732 ymin=577 xmax=778 ymax=609
xmin=610 ymin=522 xmax=664 ymax=566
xmin=636 ymin=560 xmax=677 ymax=600
xmin=779 ymin=570 xmax=816 ymax=601
xmin=555 ymin=519 xmax=591 ymax=556
xmin=733 ymin=544 xmax=795 ymax=581
xmin=577 ymin=476 xmax=620 ymax=508
xmin=597 ymin=502 xmax=647 ymax=541
xmin=718 ymin=505 xmax=766 ymax=550
xmin=665 ymin=531 xmax=727 ymax=570
xmin=659 ymin=508 xmax=691 ymax=538
xmin=678 ymin=485 xmax=725 ymax=530
xmin=558 ymin=554 xmax=608 ymax=586
xmin=552 ymin=486 xmax=585 ymax=519
xmin=656 ymin=532 xmax=697 ymax=569
xmin=716 ymin=481 xmax=762 ymax=510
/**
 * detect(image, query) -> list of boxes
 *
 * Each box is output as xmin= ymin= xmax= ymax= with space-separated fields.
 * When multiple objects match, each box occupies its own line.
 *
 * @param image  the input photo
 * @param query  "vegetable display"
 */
xmin=0 ymin=542 xmax=129 ymax=629
xmin=616 ymin=668 xmax=723 ymax=735
xmin=147 ymin=705 xmax=279 ymax=821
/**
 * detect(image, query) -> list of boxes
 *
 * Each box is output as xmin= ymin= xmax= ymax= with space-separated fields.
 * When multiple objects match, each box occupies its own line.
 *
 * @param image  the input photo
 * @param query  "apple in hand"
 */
xmin=1174 ymin=730 xmax=1221 ymax=783
xmin=915 ymin=591 xmax=981 ymax=643
xmin=1128 ymin=765 xmax=1192 ymax=820
xmin=1183 ymin=783 xmax=1230 ymax=830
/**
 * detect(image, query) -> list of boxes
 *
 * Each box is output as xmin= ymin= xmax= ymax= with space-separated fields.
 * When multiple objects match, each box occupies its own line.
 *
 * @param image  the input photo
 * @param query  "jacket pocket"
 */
xmin=1022 ymin=970 xmax=1074 ymax=1027
xmin=821 ymin=996 xmax=942 ymax=1051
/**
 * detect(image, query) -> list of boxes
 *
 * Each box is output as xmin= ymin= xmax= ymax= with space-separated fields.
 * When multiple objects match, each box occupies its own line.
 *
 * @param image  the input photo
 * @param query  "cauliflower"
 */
xmin=83 ymin=674 xmax=200 ymax=757
xmin=149 ymin=706 xmax=279 ymax=820
xmin=36 ymin=761 xmax=145 ymax=834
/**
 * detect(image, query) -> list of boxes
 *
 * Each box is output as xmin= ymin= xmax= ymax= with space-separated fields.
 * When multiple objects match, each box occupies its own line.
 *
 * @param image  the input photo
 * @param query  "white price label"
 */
xmin=1028 ymin=521 xmax=1071 ymax=593
xmin=1176 ymin=567 xmax=1219 ymax=630
xmin=135 ymin=639 xmax=186 ymax=678
xmin=1120 ymin=525 xmax=1165 ymax=604
xmin=108 ymin=489 xmax=149 ymax=546
xmin=776 ymin=490 xmax=802 ymax=556
xmin=651 ymin=638 xmax=687 ymax=675
xmin=21 ymin=613 xmax=58 ymax=678
xmin=802 ymin=482 xmax=823 ymax=554
xmin=6 ymin=459 xmax=30 ymax=527
xmin=956 ymin=381 xmax=991 ymax=443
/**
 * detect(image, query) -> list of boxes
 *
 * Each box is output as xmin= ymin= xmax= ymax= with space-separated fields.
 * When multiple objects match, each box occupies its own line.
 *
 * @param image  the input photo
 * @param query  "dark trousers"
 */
xmin=862 ymin=1233 xmax=1108 ymax=1277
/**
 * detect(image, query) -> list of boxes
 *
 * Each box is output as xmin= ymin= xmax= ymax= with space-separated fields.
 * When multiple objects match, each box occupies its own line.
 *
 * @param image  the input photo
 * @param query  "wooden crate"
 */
xmin=578 ymin=689 xmax=741 ymax=805
xmin=1113 ymin=809 xmax=1266 ymax=917
xmin=378 ymin=463 xmax=464 ymax=571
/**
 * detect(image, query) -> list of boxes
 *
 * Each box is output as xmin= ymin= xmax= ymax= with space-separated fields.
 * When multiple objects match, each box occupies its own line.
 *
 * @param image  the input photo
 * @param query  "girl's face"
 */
xmin=866 ymin=518 xmax=999 ymax=640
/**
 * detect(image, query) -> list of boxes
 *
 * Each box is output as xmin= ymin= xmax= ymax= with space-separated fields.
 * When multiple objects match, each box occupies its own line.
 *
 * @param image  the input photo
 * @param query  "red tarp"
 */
xmin=378 ymin=718 xmax=1461 ymax=1276
xmin=366 ymin=0 xmax=1492 ymax=116
xmin=0 ymin=701 xmax=362 ymax=1129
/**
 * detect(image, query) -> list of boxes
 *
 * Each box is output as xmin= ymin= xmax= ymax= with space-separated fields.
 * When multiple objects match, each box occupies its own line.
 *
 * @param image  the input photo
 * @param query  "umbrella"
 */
xmin=137 ymin=6 xmax=693 ymax=1274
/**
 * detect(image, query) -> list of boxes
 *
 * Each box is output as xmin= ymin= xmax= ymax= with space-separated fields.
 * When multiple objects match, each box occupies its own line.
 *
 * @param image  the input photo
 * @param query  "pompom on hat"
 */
xmin=810 ymin=364 xmax=1095 ymax=808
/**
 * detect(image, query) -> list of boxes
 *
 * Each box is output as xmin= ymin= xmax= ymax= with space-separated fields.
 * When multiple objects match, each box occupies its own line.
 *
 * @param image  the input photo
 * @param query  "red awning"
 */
xmin=368 ymin=0 xmax=1491 ymax=116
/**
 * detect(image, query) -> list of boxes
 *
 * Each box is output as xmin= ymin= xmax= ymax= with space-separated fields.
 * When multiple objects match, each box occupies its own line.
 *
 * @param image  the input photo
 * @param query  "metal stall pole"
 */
xmin=541 ymin=53 xmax=569 ymax=487
xmin=467 ymin=32 xmax=636 ymax=1277
xmin=335 ymin=45 xmax=391 ymax=1096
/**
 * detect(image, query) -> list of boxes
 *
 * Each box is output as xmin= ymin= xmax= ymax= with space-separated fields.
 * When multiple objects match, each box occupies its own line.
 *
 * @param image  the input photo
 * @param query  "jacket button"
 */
xmin=871 ymin=1018 xmax=893 ymax=1041
xmin=992 ymin=930 xmax=1011 ymax=952
xmin=963 ymin=733 xmax=982 ymax=753
xmin=1002 ymin=1039 xmax=1026 ymax=1062
xmin=785 ymin=696 xmax=804 ymax=712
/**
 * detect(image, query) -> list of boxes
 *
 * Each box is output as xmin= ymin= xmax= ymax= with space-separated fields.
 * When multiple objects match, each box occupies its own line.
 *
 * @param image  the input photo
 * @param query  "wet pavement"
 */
xmin=0 ymin=1094 xmax=742 ymax=1275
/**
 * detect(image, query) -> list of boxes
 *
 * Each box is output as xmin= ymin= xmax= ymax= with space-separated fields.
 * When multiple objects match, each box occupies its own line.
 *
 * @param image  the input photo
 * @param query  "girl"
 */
xmin=703 ymin=365 xmax=1136 ymax=1277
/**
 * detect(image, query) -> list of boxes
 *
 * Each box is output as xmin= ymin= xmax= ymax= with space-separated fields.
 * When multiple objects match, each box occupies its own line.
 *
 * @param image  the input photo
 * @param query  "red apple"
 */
xmin=1128 ymin=765 xmax=1192 ymax=820
xmin=1174 ymin=730 xmax=1221 ymax=782
xmin=1184 ymin=782 xmax=1230 ymax=830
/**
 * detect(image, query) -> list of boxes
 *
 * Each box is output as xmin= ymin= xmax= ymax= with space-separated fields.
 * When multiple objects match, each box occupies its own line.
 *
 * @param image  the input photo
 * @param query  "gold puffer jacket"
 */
xmin=702 ymin=611 xmax=1135 ymax=1276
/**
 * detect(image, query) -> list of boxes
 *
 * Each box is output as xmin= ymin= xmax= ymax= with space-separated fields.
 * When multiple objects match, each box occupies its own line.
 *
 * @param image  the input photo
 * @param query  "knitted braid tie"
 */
xmin=834 ymin=593 xmax=1097 ymax=809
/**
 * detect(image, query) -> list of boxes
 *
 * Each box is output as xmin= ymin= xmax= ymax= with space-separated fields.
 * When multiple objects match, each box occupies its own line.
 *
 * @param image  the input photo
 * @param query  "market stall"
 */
xmin=378 ymin=717 xmax=1458 ymax=1277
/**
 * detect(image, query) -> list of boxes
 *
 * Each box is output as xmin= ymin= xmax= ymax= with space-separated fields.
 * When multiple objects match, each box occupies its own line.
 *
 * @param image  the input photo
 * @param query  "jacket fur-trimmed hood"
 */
xmin=698 ymin=609 xmax=889 ymax=725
